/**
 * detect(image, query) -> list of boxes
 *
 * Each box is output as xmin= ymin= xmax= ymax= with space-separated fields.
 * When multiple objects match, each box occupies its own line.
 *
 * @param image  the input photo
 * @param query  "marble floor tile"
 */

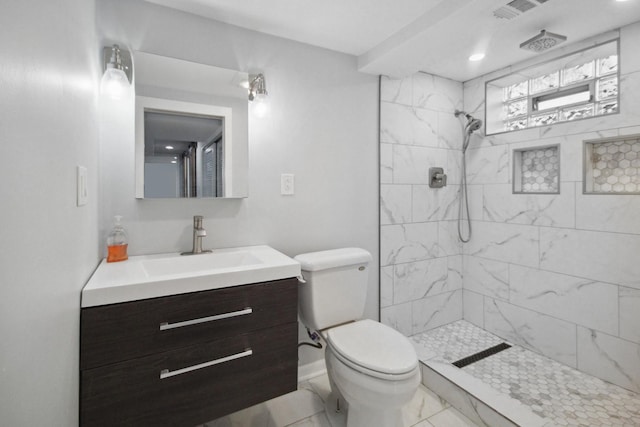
xmin=306 ymin=374 xmax=332 ymax=403
xmin=203 ymin=402 xmax=271 ymax=427
xmin=410 ymin=320 xmax=503 ymax=363
xmin=465 ymin=346 xmax=640 ymax=426
xmin=408 ymin=421 xmax=435 ymax=427
xmin=286 ymin=413 xmax=332 ymax=427
xmin=402 ymin=384 xmax=450 ymax=426
xmin=201 ymin=324 xmax=624 ymax=427
xmin=427 ymin=408 xmax=478 ymax=427
xmin=263 ymin=388 xmax=325 ymax=427
xmin=203 ymin=388 xmax=324 ymax=427
xmin=411 ymin=320 xmax=640 ymax=427
xmin=205 ymin=371 xmax=479 ymax=427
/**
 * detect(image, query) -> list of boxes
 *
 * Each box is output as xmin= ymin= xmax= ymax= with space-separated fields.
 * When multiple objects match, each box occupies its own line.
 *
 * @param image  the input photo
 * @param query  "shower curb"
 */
xmin=420 ymin=360 xmax=553 ymax=427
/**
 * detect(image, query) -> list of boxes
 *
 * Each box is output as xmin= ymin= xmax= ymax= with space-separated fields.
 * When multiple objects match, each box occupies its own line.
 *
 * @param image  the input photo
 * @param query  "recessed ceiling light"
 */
xmin=165 ymin=145 xmax=174 ymax=150
xmin=616 ymin=0 xmax=629 ymax=2
xmin=469 ymin=53 xmax=485 ymax=62
xmin=171 ymin=160 xmax=177 ymax=164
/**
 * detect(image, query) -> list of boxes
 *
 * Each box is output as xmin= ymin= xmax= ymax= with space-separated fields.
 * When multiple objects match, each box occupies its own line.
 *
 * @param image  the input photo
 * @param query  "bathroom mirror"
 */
xmin=134 ymin=52 xmax=248 ymax=198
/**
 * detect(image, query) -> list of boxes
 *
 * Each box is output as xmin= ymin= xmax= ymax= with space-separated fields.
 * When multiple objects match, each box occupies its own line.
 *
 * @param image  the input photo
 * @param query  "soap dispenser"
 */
xmin=107 ymin=215 xmax=128 ymax=263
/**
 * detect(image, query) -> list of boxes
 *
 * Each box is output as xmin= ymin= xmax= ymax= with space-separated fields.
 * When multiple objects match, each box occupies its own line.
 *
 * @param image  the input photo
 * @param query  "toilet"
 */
xmin=295 ymin=248 xmax=421 ymax=427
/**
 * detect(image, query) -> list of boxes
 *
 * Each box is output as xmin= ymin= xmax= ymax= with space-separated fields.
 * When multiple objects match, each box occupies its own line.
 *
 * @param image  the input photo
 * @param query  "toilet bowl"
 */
xmin=294 ymin=248 xmax=421 ymax=427
xmin=323 ymin=319 xmax=421 ymax=427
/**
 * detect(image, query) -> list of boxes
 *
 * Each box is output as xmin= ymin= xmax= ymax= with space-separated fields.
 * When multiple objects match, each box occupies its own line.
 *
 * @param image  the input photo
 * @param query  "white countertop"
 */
xmin=81 ymin=245 xmax=301 ymax=307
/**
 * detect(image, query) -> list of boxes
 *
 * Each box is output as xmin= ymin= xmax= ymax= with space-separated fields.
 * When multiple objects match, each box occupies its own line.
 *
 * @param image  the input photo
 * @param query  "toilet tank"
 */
xmin=295 ymin=248 xmax=372 ymax=331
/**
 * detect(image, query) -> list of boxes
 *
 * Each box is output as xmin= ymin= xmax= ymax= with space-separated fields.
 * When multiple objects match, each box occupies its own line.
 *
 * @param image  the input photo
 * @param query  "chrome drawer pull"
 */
xmin=160 ymin=349 xmax=253 ymax=379
xmin=159 ymin=307 xmax=253 ymax=331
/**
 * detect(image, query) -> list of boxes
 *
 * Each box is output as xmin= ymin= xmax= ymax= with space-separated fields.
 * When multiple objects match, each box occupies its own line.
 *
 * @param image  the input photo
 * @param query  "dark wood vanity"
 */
xmin=80 ymin=277 xmax=298 ymax=426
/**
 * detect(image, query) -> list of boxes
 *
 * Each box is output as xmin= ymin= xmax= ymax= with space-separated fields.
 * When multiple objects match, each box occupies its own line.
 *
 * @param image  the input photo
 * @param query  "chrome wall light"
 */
xmin=248 ymin=73 xmax=269 ymax=117
xmin=101 ymin=44 xmax=133 ymax=100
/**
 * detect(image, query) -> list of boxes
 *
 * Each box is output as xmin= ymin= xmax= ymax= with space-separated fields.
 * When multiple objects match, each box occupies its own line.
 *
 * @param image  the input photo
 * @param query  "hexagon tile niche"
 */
xmin=513 ymin=145 xmax=560 ymax=194
xmin=584 ymin=135 xmax=640 ymax=194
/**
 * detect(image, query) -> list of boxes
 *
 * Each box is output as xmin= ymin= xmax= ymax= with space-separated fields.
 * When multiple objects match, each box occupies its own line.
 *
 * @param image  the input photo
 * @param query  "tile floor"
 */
xmin=412 ymin=320 xmax=640 ymax=427
xmin=203 ymin=372 xmax=479 ymax=427
xmin=203 ymin=320 xmax=640 ymax=426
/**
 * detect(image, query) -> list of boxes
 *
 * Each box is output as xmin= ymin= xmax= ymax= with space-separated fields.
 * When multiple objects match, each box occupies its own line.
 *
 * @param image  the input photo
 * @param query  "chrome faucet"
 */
xmin=181 ymin=215 xmax=212 ymax=256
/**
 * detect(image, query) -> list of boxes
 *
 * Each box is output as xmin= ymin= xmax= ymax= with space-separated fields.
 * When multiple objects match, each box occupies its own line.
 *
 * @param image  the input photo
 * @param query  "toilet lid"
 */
xmin=326 ymin=319 xmax=418 ymax=376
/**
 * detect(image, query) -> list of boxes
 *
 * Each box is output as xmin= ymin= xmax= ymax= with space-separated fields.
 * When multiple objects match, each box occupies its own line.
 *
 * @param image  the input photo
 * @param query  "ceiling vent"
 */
xmin=493 ymin=7 xmax=519 ymax=19
xmin=508 ymin=0 xmax=537 ymax=12
xmin=493 ymin=0 xmax=550 ymax=20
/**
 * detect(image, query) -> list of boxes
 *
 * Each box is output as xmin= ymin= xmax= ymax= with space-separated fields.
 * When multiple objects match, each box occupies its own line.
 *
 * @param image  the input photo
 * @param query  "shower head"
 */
xmin=520 ymin=30 xmax=567 ymax=53
xmin=466 ymin=117 xmax=483 ymax=134
xmin=455 ymin=110 xmax=483 ymax=152
xmin=456 ymin=110 xmax=483 ymax=135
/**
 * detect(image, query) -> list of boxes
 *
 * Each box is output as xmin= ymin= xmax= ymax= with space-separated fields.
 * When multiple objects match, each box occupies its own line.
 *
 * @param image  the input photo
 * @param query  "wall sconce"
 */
xmin=101 ymin=44 xmax=132 ymax=100
xmin=248 ymin=73 xmax=269 ymax=117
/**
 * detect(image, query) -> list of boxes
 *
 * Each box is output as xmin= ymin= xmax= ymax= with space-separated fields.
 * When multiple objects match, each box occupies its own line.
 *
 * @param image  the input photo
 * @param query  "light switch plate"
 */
xmin=77 ymin=166 xmax=88 ymax=206
xmin=281 ymin=173 xmax=294 ymax=195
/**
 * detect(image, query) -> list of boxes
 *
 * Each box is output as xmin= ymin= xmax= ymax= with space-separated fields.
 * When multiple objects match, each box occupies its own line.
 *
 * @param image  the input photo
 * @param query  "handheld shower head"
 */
xmin=455 ymin=110 xmax=483 ymax=133
xmin=466 ymin=117 xmax=483 ymax=134
xmin=454 ymin=110 xmax=482 ymax=243
xmin=455 ymin=109 xmax=483 ymax=150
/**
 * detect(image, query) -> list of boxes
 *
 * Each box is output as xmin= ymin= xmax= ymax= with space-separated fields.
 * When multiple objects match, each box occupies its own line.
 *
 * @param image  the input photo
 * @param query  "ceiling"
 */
xmin=144 ymin=112 xmax=222 ymax=157
xmin=145 ymin=0 xmax=640 ymax=82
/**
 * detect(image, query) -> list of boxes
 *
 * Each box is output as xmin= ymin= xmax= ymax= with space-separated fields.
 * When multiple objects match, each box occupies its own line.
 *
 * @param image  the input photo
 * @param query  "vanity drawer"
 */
xmin=81 ymin=277 xmax=298 ymax=369
xmin=80 ymin=322 xmax=297 ymax=427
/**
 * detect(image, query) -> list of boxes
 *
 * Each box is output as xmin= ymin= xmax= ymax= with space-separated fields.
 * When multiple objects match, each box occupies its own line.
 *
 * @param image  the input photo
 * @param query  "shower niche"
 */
xmin=584 ymin=134 xmax=640 ymax=194
xmin=513 ymin=145 xmax=560 ymax=194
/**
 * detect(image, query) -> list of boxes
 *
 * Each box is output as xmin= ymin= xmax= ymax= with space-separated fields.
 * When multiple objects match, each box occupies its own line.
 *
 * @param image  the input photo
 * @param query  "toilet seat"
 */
xmin=325 ymin=319 xmax=419 ymax=381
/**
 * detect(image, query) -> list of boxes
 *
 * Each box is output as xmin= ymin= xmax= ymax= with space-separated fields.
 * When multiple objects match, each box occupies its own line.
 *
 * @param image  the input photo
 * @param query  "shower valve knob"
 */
xmin=429 ymin=167 xmax=447 ymax=188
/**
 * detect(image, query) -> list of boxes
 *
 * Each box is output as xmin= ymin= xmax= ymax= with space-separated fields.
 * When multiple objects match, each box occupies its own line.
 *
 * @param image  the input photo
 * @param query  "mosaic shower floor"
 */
xmin=411 ymin=321 xmax=640 ymax=427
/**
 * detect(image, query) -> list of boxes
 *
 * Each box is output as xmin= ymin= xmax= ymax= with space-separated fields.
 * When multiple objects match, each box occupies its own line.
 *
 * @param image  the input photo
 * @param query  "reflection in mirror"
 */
xmin=135 ymin=96 xmax=232 ymax=198
xmin=144 ymin=111 xmax=223 ymax=198
xmin=134 ymin=52 xmax=248 ymax=199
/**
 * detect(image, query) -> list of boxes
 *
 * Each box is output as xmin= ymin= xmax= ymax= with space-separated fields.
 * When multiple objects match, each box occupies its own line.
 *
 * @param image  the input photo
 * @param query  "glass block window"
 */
xmin=506 ymin=99 xmax=528 ymax=119
xmin=530 ymin=72 xmax=560 ymax=94
xmin=561 ymin=61 xmax=594 ymax=86
xmin=584 ymin=135 xmax=640 ymax=194
xmin=597 ymin=100 xmax=618 ymax=115
xmin=507 ymin=119 xmax=528 ymax=131
xmin=561 ymin=104 xmax=594 ymax=121
xmin=486 ymin=40 xmax=619 ymax=135
xmin=597 ymin=55 xmax=618 ymax=76
xmin=597 ymin=76 xmax=618 ymax=101
xmin=529 ymin=112 xmax=558 ymax=127
xmin=514 ymin=145 xmax=560 ymax=194
xmin=504 ymin=81 xmax=528 ymax=100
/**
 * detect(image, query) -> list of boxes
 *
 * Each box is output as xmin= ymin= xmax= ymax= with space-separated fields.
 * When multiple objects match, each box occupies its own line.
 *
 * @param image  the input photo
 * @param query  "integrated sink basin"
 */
xmin=81 ymin=245 xmax=301 ymax=307
xmin=142 ymin=250 xmax=262 ymax=278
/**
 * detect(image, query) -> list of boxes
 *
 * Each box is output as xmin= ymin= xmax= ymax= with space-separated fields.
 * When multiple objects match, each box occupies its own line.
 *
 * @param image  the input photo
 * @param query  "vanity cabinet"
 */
xmin=80 ymin=277 xmax=298 ymax=427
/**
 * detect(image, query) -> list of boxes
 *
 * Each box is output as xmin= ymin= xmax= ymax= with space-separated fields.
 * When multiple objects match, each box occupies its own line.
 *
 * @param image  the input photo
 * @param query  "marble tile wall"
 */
xmin=380 ymin=72 xmax=465 ymax=336
xmin=460 ymin=22 xmax=640 ymax=393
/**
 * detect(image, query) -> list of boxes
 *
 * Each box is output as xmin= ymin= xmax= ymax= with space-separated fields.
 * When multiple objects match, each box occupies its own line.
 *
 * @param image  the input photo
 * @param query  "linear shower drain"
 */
xmin=452 ymin=343 xmax=512 ymax=368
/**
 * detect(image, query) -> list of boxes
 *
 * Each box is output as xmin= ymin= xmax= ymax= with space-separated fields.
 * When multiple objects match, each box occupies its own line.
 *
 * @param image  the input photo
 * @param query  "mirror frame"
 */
xmin=135 ymin=96 xmax=233 ymax=199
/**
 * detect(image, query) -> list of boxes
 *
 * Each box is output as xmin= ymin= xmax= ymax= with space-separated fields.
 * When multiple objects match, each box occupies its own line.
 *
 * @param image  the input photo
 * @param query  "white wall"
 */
xmin=462 ymin=23 xmax=640 ymax=392
xmin=379 ymin=23 xmax=640 ymax=394
xmin=0 ymin=1 xmax=100 ymax=425
xmin=97 ymin=0 xmax=380 ymax=367
xmin=379 ymin=73 xmax=465 ymax=335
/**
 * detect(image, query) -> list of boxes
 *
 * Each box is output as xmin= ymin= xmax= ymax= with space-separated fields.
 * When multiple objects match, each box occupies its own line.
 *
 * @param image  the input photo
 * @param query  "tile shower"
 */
xmin=380 ymin=22 xmax=640 ymax=425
